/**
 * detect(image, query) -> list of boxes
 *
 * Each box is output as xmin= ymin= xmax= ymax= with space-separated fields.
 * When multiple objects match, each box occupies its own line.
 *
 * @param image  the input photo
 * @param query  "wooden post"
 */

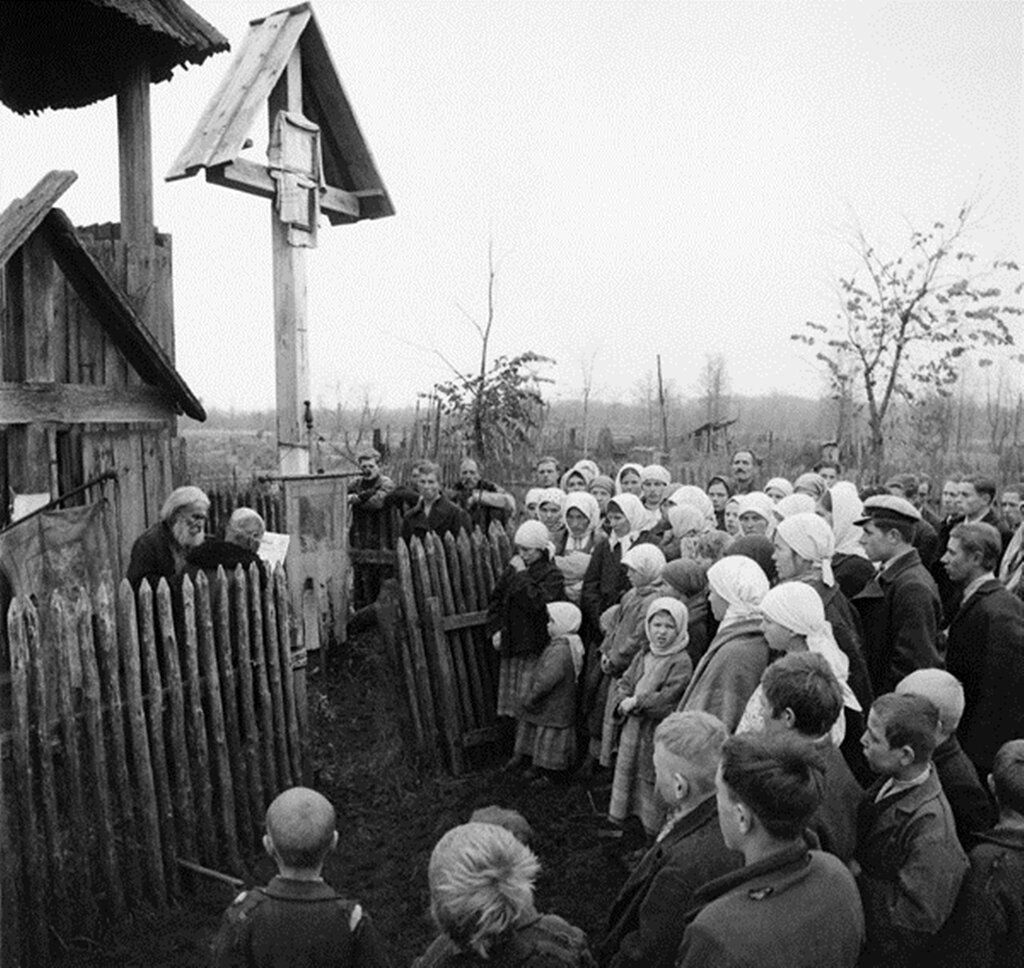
xmin=269 ymin=48 xmax=310 ymax=475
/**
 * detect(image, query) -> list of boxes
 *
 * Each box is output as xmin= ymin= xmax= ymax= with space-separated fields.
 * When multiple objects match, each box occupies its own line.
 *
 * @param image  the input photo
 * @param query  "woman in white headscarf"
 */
xmin=534 ymin=487 xmax=567 ymax=553
xmin=677 ymin=556 xmax=770 ymax=731
xmin=597 ymin=544 xmax=668 ymax=766
xmin=515 ymin=601 xmax=585 ymax=779
xmin=555 ymin=492 xmax=603 ymax=602
xmin=736 ymin=492 xmax=776 ymax=538
xmin=821 ymin=482 xmax=875 ymax=600
xmin=764 ymin=477 xmax=794 ymax=503
xmin=609 ymin=597 xmax=693 ymax=834
xmin=773 ymin=493 xmax=817 ymax=521
xmin=487 ymin=520 xmax=566 ymax=770
xmin=661 ymin=504 xmax=713 ymax=562
xmin=793 ymin=472 xmax=829 ymax=502
xmin=773 ymin=511 xmax=874 ymax=767
xmin=638 ymin=465 xmax=671 ymax=532
xmin=737 ymin=582 xmax=861 ymax=745
xmin=522 ymin=487 xmax=543 ymax=522
xmin=615 ymin=463 xmax=643 ymax=496
xmin=668 ymin=485 xmax=717 ymax=529
xmin=561 ymin=464 xmax=594 ymax=493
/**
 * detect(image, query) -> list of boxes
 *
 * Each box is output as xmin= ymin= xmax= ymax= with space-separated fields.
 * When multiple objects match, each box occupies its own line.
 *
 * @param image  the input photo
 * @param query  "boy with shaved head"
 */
xmin=212 ymin=787 xmax=389 ymax=967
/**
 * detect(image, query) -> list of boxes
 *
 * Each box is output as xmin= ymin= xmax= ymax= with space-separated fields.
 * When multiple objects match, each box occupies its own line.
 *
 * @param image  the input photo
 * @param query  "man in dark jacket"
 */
xmin=940 ymin=520 xmax=1024 ymax=777
xmin=400 ymin=462 xmax=471 ymax=545
xmin=126 ymin=485 xmax=210 ymax=589
xmin=852 ymin=496 xmax=943 ymax=696
xmin=676 ymin=732 xmax=864 ymax=968
xmin=449 ymin=458 xmax=514 ymax=533
xmin=935 ymin=739 xmax=1024 ymax=968
xmin=599 ymin=711 xmax=738 ymax=968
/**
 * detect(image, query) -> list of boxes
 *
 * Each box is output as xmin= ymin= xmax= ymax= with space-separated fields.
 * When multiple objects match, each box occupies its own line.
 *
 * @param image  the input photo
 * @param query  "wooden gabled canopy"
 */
xmin=0 ymin=173 xmax=206 ymax=422
xmin=167 ymin=2 xmax=393 ymax=223
xmin=0 ymin=0 xmax=228 ymax=114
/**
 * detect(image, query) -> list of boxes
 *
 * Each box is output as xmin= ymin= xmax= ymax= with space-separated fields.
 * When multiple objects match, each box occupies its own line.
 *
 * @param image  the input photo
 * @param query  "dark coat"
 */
xmin=933 ymin=735 xmax=995 ymax=849
xmin=912 ymin=517 xmax=940 ymax=569
xmin=598 ymin=796 xmax=739 ymax=968
xmin=580 ymin=535 xmax=656 ymax=640
xmin=944 ymin=579 xmax=1024 ymax=776
xmin=807 ymin=739 xmax=863 ymax=864
xmin=185 ymin=539 xmax=262 ymax=578
xmin=126 ymin=520 xmax=179 ymax=589
xmin=852 ymin=549 xmax=942 ymax=696
xmin=832 ymin=553 xmax=876 ymax=602
xmin=855 ymin=769 xmax=969 ymax=968
xmin=450 ymin=478 xmax=510 ymax=531
xmin=935 ymin=825 xmax=1024 ymax=968
xmin=676 ymin=616 xmax=770 ymax=733
xmin=487 ymin=556 xmax=565 ymax=658
xmin=401 ymin=495 xmax=472 ymax=545
xmin=521 ymin=638 xmax=578 ymax=729
xmin=676 ymin=846 xmax=864 ymax=968
xmin=211 ymin=876 xmax=389 ymax=968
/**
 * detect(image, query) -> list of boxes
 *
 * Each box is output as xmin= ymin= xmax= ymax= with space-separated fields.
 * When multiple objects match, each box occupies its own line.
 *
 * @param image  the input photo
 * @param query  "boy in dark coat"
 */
xmin=676 ymin=732 xmax=864 ymax=968
xmin=211 ymin=787 xmax=389 ymax=968
xmin=854 ymin=693 xmax=968 ymax=968
xmin=599 ymin=711 xmax=738 ymax=968
xmin=936 ymin=739 xmax=1024 ymax=968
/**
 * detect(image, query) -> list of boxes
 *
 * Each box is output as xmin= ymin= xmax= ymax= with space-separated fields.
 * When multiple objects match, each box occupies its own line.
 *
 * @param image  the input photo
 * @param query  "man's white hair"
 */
xmin=428 ymin=822 xmax=539 ymax=957
xmin=160 ymin=486 xmax=209 ymax=522
xmin=227 ymin=507 xmax=264 ymax=533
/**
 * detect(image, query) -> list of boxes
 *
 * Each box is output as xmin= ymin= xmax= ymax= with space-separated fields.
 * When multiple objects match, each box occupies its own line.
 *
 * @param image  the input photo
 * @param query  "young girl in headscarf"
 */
xmin=639 ymin=465 xmax=671 ymax=531
xmin=515 ymin=602 xmax=585 ymax=783
xmin=677 ymin=556 xmax=770 ymax=731
xmin=555 ymin=492 xmax=603 ymax=603
xmin=609 ymin=598 xmax=693 ymax=835
xmin=598 ymin=544 xmax=668 ymax=766
xmin=723 ymin=497 xmax=742 ymax=536
xmin=588 ymin=475 xmax=615 ymax=531
xmin=487 ymin=521 xmax=566 ymax=771
xmin=822 ymin=482 xmax=875 ymax=600
xmin=614 ymin=463 xmax=643 ymax=496
xmin=535 ymin=487 xmax=567 ymax=553
xmin=661 ymin=504 xmax=712 ymax=562
xmin=736 ymin=582 xmax=860 ymax=745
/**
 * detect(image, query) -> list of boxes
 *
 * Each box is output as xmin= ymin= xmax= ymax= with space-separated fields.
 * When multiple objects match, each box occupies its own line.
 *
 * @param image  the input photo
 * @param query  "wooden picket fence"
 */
xmin=349 ymin=505 xmax=402 ymax=609
xmin=0 ymin=565 xmax=307 ymax=966
xmin=377 ymin=525 xmax=512 ymax=775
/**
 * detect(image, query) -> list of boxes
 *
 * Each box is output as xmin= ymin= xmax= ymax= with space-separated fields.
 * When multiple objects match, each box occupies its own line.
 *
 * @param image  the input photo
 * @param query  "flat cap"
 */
xmin=854 ymin=494 xmax=921 ymax=526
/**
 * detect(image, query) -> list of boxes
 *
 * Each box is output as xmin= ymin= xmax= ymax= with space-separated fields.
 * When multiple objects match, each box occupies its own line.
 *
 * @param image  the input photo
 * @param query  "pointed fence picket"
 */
xmin=0 ymin=565 xmax=307 ymax=967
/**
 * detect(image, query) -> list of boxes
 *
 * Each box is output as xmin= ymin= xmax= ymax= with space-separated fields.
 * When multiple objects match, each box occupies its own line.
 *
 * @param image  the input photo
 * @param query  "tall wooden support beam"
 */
xmin=117 ymin=63 xmax=154 ymax=249
xmin=269 ymin=49 xmax=310 ymax=476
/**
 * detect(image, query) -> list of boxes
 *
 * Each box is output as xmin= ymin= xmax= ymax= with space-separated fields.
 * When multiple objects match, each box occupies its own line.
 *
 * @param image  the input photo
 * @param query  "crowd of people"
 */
xmin=127 ymin=452 xmax=1024 ymax=967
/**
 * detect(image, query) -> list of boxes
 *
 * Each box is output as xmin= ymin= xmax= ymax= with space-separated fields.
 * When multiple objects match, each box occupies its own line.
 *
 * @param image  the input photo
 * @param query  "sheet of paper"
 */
xmin=12 ymin=492 xmax=50 ymax=522
xmin=258 ymin=531 xmax=290 ymax=568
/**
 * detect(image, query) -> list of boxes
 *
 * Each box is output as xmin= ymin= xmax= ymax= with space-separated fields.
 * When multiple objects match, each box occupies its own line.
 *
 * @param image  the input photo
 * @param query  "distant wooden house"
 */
xmin=688 ymin=417 xmax=737 ymax=455
xmin=0 ymin=172 xmax=206 ymax=563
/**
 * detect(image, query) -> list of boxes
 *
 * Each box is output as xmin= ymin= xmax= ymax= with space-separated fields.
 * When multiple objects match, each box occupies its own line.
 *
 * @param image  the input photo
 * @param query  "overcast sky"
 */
xmin=1 ymin=1 xmax=1020 ymax=414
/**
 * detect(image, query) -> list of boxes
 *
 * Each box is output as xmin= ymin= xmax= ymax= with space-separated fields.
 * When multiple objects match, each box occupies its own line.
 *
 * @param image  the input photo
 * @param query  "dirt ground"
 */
xmin=52 ymin=630 xmax=635 ymax=968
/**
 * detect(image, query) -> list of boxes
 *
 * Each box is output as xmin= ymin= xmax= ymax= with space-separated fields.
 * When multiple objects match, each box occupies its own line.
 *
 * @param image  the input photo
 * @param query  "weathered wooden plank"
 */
xmin=116 ymin=63 xmax=154 ymax=251
xmin=424 ymin=535 xmax=472 ymax=732
xmin=375 ymin=579 xmax=425 ymax=749
xmin=7 ymin=599 xmax=48 ymax=961
xmin=53 ymin=594 xmax=98 ymax=931
xmin=444 ymin=531 xmax=489 ymax=726
xmin=424 ymin=597 xmax=464 ymax=775
xmin=155 ymin=579 xmax=198 ymax=865
xmin=137 ymin=582 xmax=180 ymax=897
xmin=211 ymin=567 xmax=251 ymax=851
xmin=76 ymin=593 xmax=124 ymax=917
xmin=194 ymin=571 xmax=242 ymax=874
xmin=250 ymin=569 xmax=279 ymax=796
xmin=260 ymin=564 xmax=291 ymax=789
xmin=395 ymin=539 xmax=438 ymax=758
xmin=458 ymin=530 xmax=497 ymax=713
xmin=180 ymin=577 xmax=216 ymax=863
xmin=348 ymin=548 xmax=398 ymax=566
xmin=439 ymin=610 xmax=490 ymax=633
xmin=274 ymin=567 xmax=304 ymax=784
xmin=0 ymin=170 xmax=77 ymax=269
xmin=234 ymin=565 xmax=266 ymax=836
xmin=117 ymin=580 xmax=167 ymax=904
xmin=94 ymin=582 xmax=143 ymax=903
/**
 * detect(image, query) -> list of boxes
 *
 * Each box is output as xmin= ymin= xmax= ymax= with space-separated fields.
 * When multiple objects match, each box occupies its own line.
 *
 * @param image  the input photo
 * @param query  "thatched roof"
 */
xmin=0 ymin=0 xmax=229 ymax=115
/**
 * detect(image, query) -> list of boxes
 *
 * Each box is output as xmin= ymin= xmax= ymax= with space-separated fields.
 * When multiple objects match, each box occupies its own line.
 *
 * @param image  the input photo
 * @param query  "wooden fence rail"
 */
xmin=1 ymin=565 xmax=306 ymax=966
xmin=378 ymin=524 xmax=513 ymax=774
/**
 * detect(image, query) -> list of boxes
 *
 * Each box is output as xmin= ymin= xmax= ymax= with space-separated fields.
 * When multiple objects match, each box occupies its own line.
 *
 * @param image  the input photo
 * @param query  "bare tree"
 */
xmin=696 ymin=353 xmax=730 ymax=425
xmin=633 ymin=370 xmax=657 ymax=441
xmin=580 ymin=348 xmax=599 ymax=457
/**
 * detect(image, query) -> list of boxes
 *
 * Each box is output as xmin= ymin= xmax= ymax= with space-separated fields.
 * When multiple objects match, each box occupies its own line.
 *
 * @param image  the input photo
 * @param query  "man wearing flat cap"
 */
xmin=886 ymin=473 xmax=939 ymax=567
xmin=851 ymin=495 xmax=943 ymax=695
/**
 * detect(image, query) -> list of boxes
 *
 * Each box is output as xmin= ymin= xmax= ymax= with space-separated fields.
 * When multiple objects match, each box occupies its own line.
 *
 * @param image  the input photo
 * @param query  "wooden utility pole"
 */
xmin=656 ymin=354 xmax=669 ymax=455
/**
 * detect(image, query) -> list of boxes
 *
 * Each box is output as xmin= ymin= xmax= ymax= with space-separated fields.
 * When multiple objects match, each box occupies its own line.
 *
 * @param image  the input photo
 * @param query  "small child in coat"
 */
xmin=515 ymin=602 xmax=585 ymax=782
xmin=609 ymin=597 xmax=693 ymax=836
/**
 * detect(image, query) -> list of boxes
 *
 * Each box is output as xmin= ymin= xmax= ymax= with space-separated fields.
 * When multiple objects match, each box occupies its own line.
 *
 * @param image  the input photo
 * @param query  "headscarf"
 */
xmin=669 ymin=486 xmax=717 ymax=527
xmin=774 ymin=493 xmax=816 ymax=519
xmin=668 ymin=504 xmax=711 ymax=540
xmin=636 ymin=597 xmax=691 ymax=697
xmin=535 ymin=488 xmax=566 ymax=535
xmin=620 ymin=544 xmax=667 ymax=588
xmin=615 ymin=463 xmax=644 ymax=495
xmin=736 ymin=492 xmax=777 ymax=537
xmin=547 ymin=601 xmax=584 ymax=676
xmin=724 ymin=535 xmax=778 ymax=585
xmin=776 ymin=513 xmax=836 ymax=587
xmin=573 ymin=459 xmax=600 ymax=480
xmin=793 ymin=472 xmax=828 ymax=501
xmin=563 ymin=492 xmax=601 ymax=550
xmin=829 ymin=482 xmax=868 ymax=558
xmin=560 ymin=467 xmax=590 ymax=491
xmin=760 ymin=583 xmax=861 ymax=736
xmin=524 ymin=487 xmax=543 ymax=511
xmin=661 ymin=558 xmax=708 ymax=598
xmin=764 ymin=477 xmax=794 ymax=501
xmin=607 ymin=493 xmax=648 ymax=551
xmin=589 ymin=474 xmax=615 ymax=497
xmin=513 ymin=520 xmax=554 ymax=556
xmin=706 ymin=475 xmax=732 ymax=497
xmin=706 ymin=556 xmax=769 ymax=628
xmin=641 ymin=464 xmax=671 ymax=485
